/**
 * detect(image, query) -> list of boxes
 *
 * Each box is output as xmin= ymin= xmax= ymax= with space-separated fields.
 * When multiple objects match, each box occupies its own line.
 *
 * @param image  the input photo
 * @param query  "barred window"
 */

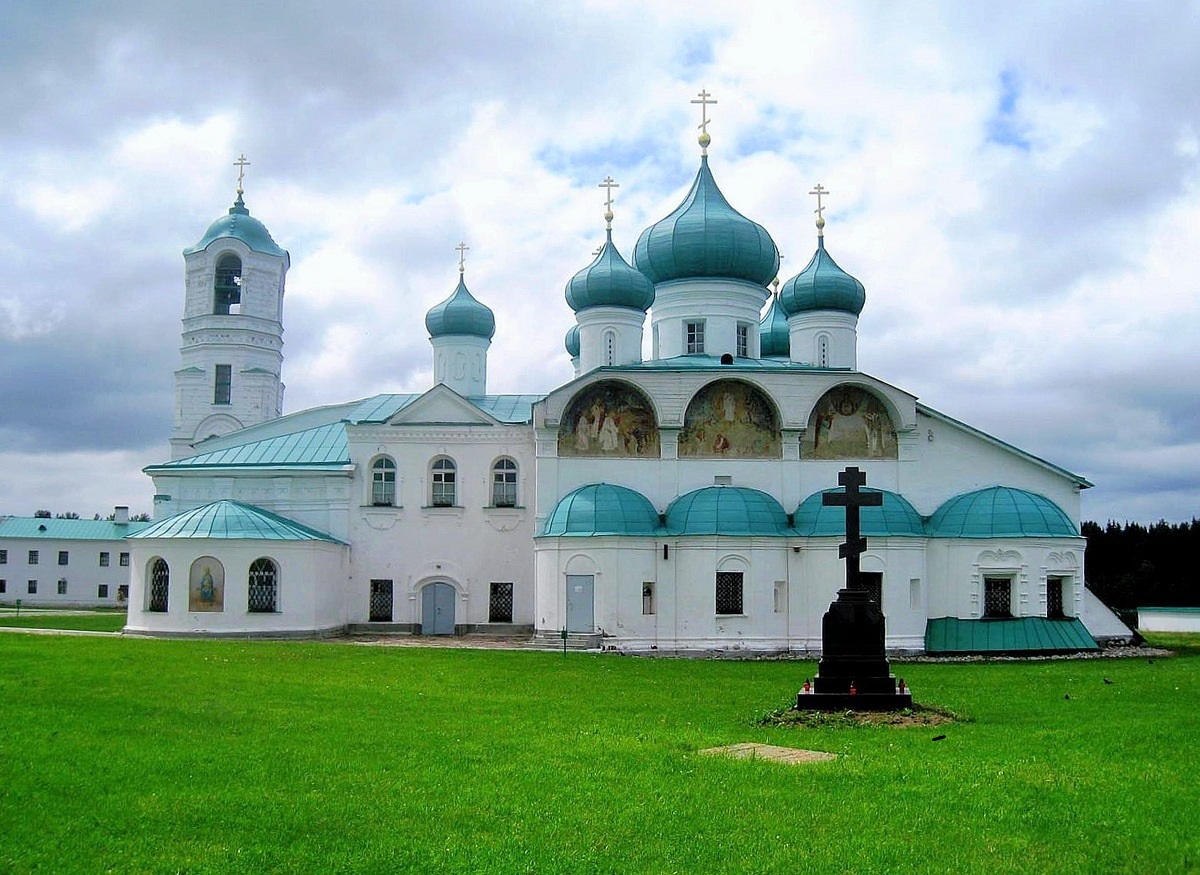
xmin=489 ymin=582 xmax=513 ymax=623
xmin=248 ymin=558 xmax=279 ymax=613
xmin=119 ymin=552 xmax=129 ymax=567
xmin=369 ymin=579 xmax=393 ymax=622
xmin=28 ymin=550 xmax=38 ymax=565
xmin=716 ymin=571 xmax=743 ymax=615
xmin=1047 ymin=576 xmax=1066 ymax=619
xmin=491 ymin=458 xmax=518 ymax=507
xmin=148 ymin=559 xmax=170 ymax=612
xmin=371 ymin=456 xmax=397 ymax=506
xmin=99 ymin=552 xmax=110 ymax=567
xmin=983 ymin=577 xmax=1012 ymax=618
xmin=431 ymin=457 xmax=456 ymax=507
xmin=860 ymin=572 xmax=882 ymax=606
xmin=58 ymin=551 xmax=69 ymax=566
xmin=0 ymin=549 xmax=7 ymax=564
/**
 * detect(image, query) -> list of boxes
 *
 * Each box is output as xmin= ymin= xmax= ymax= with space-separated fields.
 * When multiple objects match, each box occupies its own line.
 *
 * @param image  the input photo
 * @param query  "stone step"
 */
xmin=524 ymin=631 xmax=603 ymax=651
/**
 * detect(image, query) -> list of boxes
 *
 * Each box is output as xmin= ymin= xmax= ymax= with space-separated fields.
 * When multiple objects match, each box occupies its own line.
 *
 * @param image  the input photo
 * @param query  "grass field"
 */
xmin=0 ymin=634 xmax=1196 ymax=874
xmin=0 ymin=613 xmax=127 ymax=633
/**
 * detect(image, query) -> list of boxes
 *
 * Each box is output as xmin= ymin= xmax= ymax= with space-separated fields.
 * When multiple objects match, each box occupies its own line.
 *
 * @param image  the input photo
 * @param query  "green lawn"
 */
xmin=0 ymin=636 xmax=1196 ymax=874
xmin=0 ymin=613 xmax=126 ymax=633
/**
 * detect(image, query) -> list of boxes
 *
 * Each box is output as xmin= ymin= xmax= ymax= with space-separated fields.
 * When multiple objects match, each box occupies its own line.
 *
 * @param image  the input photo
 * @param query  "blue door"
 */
xmin=421 ymin=582 xmax=456 ymax=635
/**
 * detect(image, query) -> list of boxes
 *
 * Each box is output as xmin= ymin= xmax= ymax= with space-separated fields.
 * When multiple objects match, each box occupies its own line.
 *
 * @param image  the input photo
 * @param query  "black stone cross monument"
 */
xmin=796 ymin=466 xmax=913 ymax=711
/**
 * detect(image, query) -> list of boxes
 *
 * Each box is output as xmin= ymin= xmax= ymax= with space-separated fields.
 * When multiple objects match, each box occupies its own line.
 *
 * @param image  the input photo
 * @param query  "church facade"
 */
xmin=123 ymin=117 xmax=1125 ymax=654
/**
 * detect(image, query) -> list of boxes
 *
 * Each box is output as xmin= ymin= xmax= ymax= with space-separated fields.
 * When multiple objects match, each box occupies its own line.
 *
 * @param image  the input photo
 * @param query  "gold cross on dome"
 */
xmin=234 ymin=154 xmax=251 ymax=194
xmin=809 ymin=183 xmax=830 ymax=236
xmin=691 ymin=89 xmax=717 ymax=154
xmin=599 ymin=176 xmax=619 ymax=229
xmin=455 ymin=241 xmax=469 ymax=273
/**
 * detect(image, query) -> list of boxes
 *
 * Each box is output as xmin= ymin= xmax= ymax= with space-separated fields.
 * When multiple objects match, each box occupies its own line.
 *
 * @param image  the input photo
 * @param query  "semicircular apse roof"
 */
xmin=664 ymin=486 xmax=790 ymax=536
xmin=928 ymin=486 xmax=1078 ymax=538
xmin=793 ymin=488 xmax=925 ymax=537
xmin=541 ymin=483 xmax=660 ymax=536
xmin=128 ymin=500 xmax=345 ymax=543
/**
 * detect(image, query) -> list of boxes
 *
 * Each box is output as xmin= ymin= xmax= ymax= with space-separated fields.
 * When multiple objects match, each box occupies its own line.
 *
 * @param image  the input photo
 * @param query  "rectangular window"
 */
xmin=0 ymin=580 xmax=6 ymax=594
xmin=98 ymin=584 xmax=109 ymax=599
xmin=119 ymin=552 xmax=130 ymax=567
xmin=984 ymin=577 xmax=1013 ymax=618
xmin=859 ymin=572 xmax=883 ymax=606
xmin=28 ymin=550 xmax=38 ymax=565
xmin=28 ymin=580 xmax=37 ymax=594
xmin=489 ymin=582 xmax=514 ymax=623
xmin=0 ymin=549 xmax=6 ymax=564
xmin=99 ymin=552 xmax=110 ymax=567
xmin=58 ymin=551 xmax=69 ymax=566
xmin=685 ymin=321 xmax=706 ymax=355
xmin=642 ymin=582 xmax=656 ymax=615
xmin=214 ymin=364 xmax=232 ymax=405
xmin=773 ymin=580 xmax=787 ymax=614
xmin=909 ymin=578 xmax=922 ymax=611
xmin=57 ymin=579 xmax=68 ymax=595
xmin=117 ymin=584 xmax=129 ymax=602
xmin=1047 ymin=576 xmax=1066 ymax=619
xmin=715 ymin=571 xmax=744 ymax=615
xmin=736 ymin=322 xmax=750 ymax=358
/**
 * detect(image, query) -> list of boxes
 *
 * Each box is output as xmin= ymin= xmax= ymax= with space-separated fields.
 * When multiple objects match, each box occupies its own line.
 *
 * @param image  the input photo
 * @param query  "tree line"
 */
xmin=1083 ymin=519 xmax=1200 ymax=609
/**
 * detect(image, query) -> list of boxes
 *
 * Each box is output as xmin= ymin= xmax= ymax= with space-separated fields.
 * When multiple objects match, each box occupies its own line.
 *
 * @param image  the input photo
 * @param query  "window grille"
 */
xmin=372 ymin=457 xmax=396 ymax=506
xmin=248 ymin=558 xmax=278 ymax=613
xmin=489 ymin=582 xmax=514 ymax=623
xmin=715 ymin=571 xmax=744 ymax=615
xmin=149 ymin=559 xmax=169 ymax=612
xmin=983 ymin=577 xmax=1012 ymax=618
xmin=58 ymin=551 xmax=69 ymax=566
xmin=99 ymin=552 xmax=110 ymax=567
xmin=28 ymin=550 xmax=38 ymax=565
xmin=492 ymin=459 xmax=518 ymax=507
xmin=431 ymin=458 xmax=456 ymax=507
xmin=119 ymin=553 xmax=129 ymax=567
xmin=1047 ymin=577 xmax=1066 ymax=619
xmin=859 ymin=572 xmax=882 ymax=606
xmin=369 ymin=579 xmax=394 ymax=622
xmin=0 ymin=549 xmax=6 ymax=564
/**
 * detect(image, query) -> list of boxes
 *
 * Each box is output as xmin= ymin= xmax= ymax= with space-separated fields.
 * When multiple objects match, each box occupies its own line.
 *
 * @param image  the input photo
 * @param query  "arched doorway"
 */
xmin=421 ymin=582 xmax=456 ymax=635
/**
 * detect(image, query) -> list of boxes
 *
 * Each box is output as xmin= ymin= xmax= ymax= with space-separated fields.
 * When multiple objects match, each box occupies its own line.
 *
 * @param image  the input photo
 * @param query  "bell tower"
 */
xmin=170 ymin=156 xmax=290 ymax=459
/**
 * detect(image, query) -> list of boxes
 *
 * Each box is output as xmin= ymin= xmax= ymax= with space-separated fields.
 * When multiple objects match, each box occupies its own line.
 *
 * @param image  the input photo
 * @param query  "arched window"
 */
xmin=431 ymin=457 xmax=457 ymax=507
xmin=214 ymin=253 xmax=242 ymax=315
xmin=491 ymin=458 xmax=518 ymax=507
xmin=371 ymin=456 xmax=396 ymax=506
xmin=817 ymin=334 xmax=830 ymax=368
xmin=604 ymin=330 xmax=617 ymax=366
xmin=148 ymin=558 xmax=169 ymax=612
xmin=248 ymin=558 xmax=279 ymax=613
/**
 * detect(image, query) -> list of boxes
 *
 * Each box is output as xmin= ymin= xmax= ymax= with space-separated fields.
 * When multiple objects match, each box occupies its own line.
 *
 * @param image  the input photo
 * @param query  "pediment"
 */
xmin=387 ymin=385 xmax=499 ymax=426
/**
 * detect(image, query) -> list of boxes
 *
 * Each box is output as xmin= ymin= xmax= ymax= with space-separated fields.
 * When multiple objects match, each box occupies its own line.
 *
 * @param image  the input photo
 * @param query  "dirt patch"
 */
xmin=756 ymin=703 xmax=961 ymax=729
xmin=700 ymin=742 xmax=837 ymax=764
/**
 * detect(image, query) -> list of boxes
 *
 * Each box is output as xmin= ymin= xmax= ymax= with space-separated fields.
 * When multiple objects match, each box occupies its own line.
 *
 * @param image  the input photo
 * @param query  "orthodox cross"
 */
xmin=809 ymin=183 xmax=829 ymax=235
xmin=822 ymin=466 xmax=883 ymax=590
xmin=599 ymin=175 xmax=619 ymax=230
xmin=455 ymin=241 xmax=469 ymax=274
xmin=691 ymin=89 xmax=717 ymax=154
xmin=234 ymin=154 xmax=251 ymax=195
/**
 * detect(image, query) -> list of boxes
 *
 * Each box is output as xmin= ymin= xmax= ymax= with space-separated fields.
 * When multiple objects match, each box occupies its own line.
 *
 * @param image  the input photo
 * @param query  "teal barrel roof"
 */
xmin=928 ymin=487 xmax=1078 ymax=538
xmin=925 ymin=617 xmax=1098 ymax=654
xmin=759 ymin=293 xmax=790 ymax=358
xmin=425 ymin=275 xmax=496 ymax=340
xmin=779 ymin=238 xmax=865 ymax=317
xmin=0 ymin=517 xmax=152 ymax=540
xmin=129 ymin=500 xmax=345 ymax=543
xmin=183 ymin=193 xmax=287 ymax=258
xmin=664 ymin=486 xmax=790 ymax=536
xmin=541 ymin=483 xmax=660 ymax=536
xmin=634 ymin=157 xmax=779 ymax=286
xmin=565 ymin=231 xmax=655 ymax=313
xmin=565 ymin=324 xmax=581 ymax=358
xmin=793 ymin=488 xmax=925 ymax=537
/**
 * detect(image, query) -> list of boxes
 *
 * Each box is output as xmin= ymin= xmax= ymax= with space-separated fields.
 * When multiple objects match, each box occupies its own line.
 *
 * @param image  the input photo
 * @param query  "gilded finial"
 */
xmin=455 ymin=241 xmax=469 ymax=274
xmin=599 ymin=176 xmax=619 ymax=232
xmin=691 ymin=89 xmax=717 ymax=156
xmin=233 ymin=154 xmax=251 ymax=196
xmin=809 ymin=183 xmax=829 ymax=238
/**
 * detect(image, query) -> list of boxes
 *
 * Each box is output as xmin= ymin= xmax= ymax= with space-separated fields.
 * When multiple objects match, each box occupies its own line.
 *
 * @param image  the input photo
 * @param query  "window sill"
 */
xmin=716 ymin=613 xmax=747 ymax=618
xmin=422 ymin=505 xmax=464 ymax=515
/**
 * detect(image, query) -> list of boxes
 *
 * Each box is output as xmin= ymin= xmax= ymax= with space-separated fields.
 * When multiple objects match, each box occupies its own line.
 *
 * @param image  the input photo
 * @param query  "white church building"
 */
xmin=121 ymin=111 xmax=1128 ymax=654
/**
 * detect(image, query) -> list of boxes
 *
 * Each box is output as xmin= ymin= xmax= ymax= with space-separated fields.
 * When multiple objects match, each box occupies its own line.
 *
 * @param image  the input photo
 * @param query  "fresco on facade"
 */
xmin=189 ymin=556 xmax=225 ymax=612
xmin=804 ymin=386 xmax=898 ymax=459
xmin=678 ymin=380 xmax=781 ymax=458
xmin=558 ymin=381 xmax=660 ymax=457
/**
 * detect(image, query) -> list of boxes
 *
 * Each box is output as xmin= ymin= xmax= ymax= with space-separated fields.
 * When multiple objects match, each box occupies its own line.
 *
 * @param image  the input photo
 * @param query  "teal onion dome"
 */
xmin=928 ymin=487 xmax=1078 ymax=538
xmin=759 ymin=293 xmax=790 ymax=358
xmin=794 ymin=488 xmax=925 ymax=537
xmin=425 ymin=275 xmax=496 ymax=340
xmin=184 ymin=193 xmax=288 ymax=258
xmin=541 ymin=483 xmax=660 ymax=536
xmin=565 ymin=231 xmax=655 ymax=313
xmin=633 ymin=157 xmax=779 ymax=286
xmin=564 ymin=324 xmax=581 ymax=358
xmin=664 ymin=486 xmax=790 ymax=536
xmin=779 ymin=238 xmax=865 ymax=317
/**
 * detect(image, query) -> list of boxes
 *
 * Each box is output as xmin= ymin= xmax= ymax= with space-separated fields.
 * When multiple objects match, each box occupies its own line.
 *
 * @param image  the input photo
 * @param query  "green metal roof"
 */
xmin=183 ymin=194 xmax=288 ymax=259
xmin=565 ymin=231 xmax=655 ymax=313
xmin=425 ymin=275 xmax=496 ymax=340
xmin=0 ymin=517 xmax=151 ymax=540
xmin=148 ymin=422 xmax=350 ymax=470
xmin=345 ymin=394 xmax=541 ymax=425
xmin=540 ymin=483 xmax=660 ymax=536
xmin=779 ymin=238 xmax=866 ymax=317
xmin=928 ymin=487 xmax=1078 ymax=538
xmin=128 ymin=500 xmax=345 ymax=544
xmin=925 ymin=617 xmax=1098 ymax=654
xmin=634 ymin=156 xmax=779 ymax=286
xmin=793 ymin=488 xmax=925 ymax=537
xmin=758 ymin=293 xmax=790 ymax=358
xmin=664 ymin=486 xmax=790 ymax=536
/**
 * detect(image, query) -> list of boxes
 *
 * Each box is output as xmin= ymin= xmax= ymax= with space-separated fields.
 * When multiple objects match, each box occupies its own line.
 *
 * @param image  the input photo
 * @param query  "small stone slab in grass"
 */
xmin=700 ymin=742 xmax=836 ymax=764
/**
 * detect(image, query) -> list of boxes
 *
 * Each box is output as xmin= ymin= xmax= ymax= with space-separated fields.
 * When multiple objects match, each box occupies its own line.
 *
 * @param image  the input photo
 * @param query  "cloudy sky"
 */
xmin=2 ymin=0 xmax=1198 ymax=523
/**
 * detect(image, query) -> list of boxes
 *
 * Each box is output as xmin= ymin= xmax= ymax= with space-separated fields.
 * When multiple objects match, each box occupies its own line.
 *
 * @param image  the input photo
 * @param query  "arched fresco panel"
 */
xmin=558 ymin=381 xmax=660 ymax=458
xmin=678 ymin=380 xmax=781 ymax=458
xmin=805 ymin=385 xmax=898 ymax=459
